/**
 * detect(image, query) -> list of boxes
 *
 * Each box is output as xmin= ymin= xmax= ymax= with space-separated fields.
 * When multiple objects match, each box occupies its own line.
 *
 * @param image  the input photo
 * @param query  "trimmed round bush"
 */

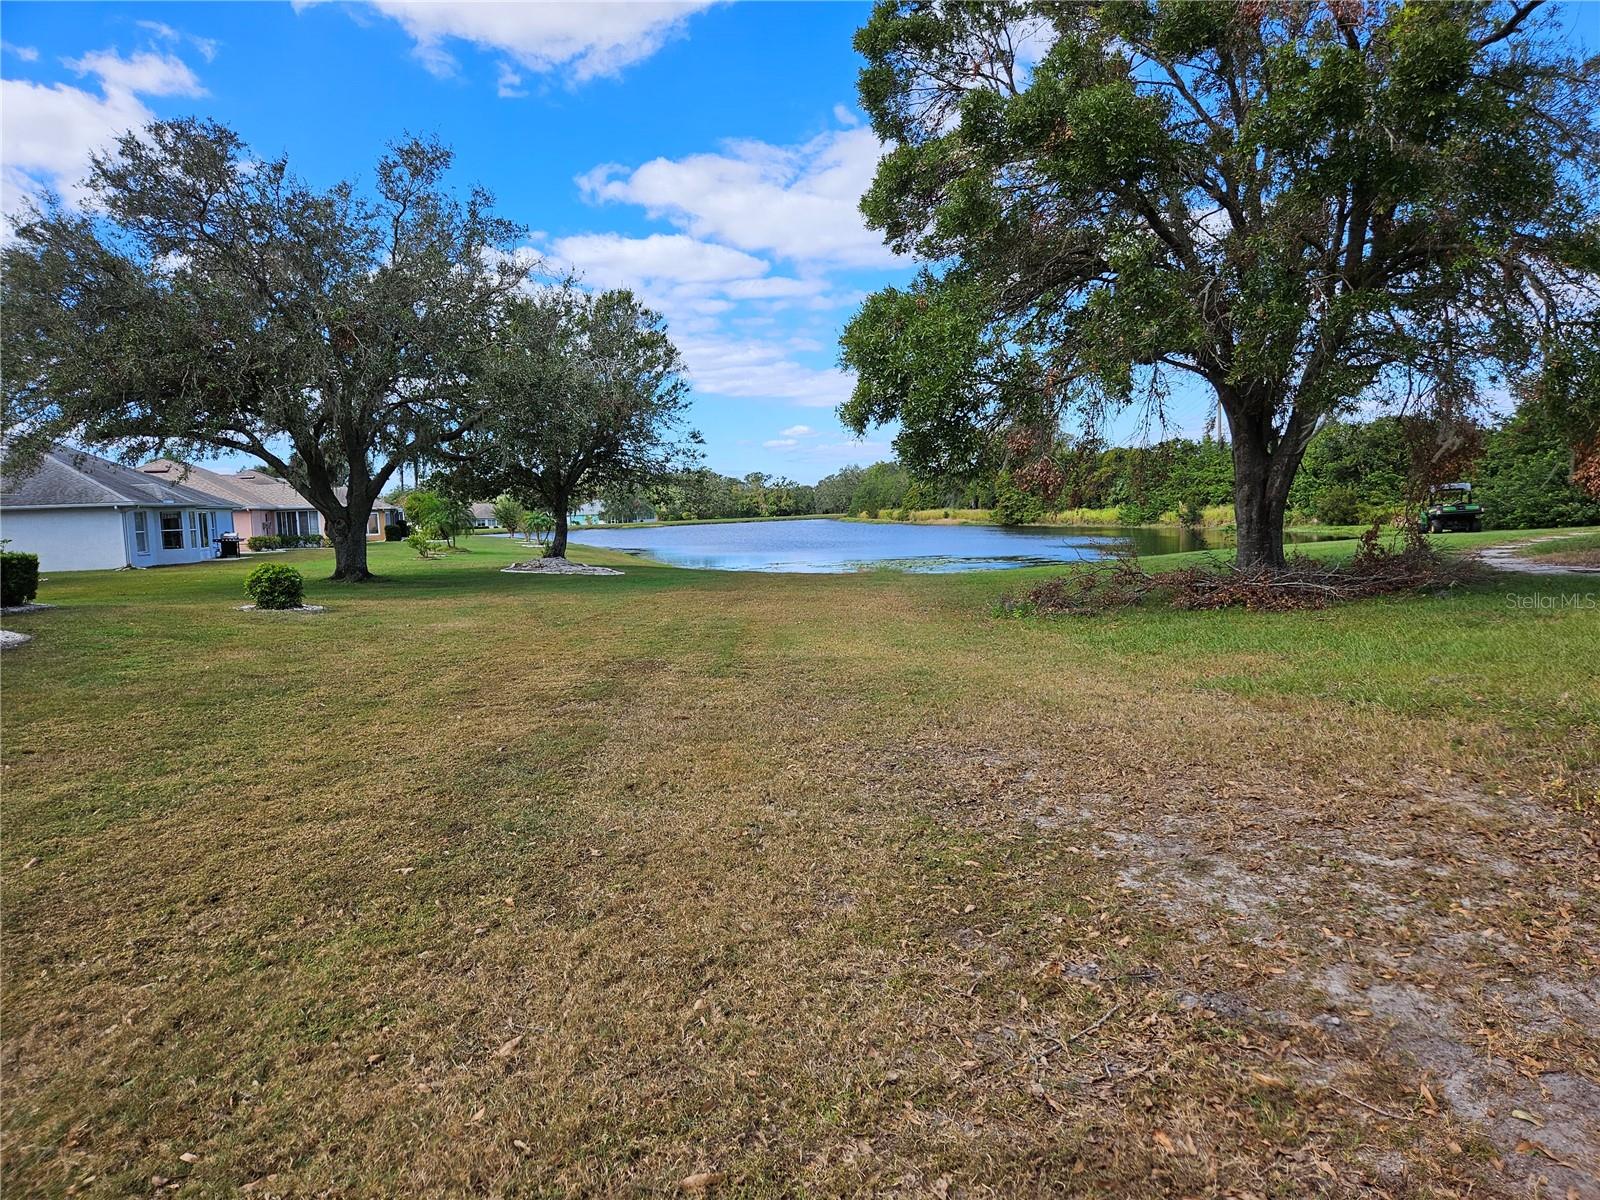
xmin=1 ymin=551 xmax=40 ymax=607
xmin=244 ymin=562 xmax=306 ymax=610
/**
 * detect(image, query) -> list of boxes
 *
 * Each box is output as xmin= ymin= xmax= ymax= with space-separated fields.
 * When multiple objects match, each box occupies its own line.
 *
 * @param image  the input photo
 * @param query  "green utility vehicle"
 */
xmin=1421 ymin=482 xmax=1483 ymax=533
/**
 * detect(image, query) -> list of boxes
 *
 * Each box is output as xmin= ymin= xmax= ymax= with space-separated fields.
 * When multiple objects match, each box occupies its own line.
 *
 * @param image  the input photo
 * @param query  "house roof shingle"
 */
xmin=140 ymin=460 xmax=316 ymax=512
xmin=140 ymin=461 xmax=399 ymax=513
xmin=1 ymin=446 xmax=236 ymax=510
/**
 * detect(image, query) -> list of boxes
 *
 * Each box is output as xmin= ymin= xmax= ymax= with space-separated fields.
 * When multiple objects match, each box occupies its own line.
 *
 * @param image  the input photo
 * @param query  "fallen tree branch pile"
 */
xmin=1002 ymin=527 xmax=1477 ymax=615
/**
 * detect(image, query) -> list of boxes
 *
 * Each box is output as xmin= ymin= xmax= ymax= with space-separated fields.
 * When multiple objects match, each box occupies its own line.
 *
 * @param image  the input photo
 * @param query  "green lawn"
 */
xmin=3 ymin=532 xmax=1596 ymax=1197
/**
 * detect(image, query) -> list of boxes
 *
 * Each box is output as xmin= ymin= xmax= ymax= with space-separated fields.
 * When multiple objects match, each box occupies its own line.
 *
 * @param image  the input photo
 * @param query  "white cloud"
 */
xmin=674 ymin=335 xmax=854 ymax=408
xmin=832 ymin=103 xmax=859 ymax=127
xmin=2 ymin=48 xmax=204 ymax=217
xmin=535 ymin=231 xmax=854 ymax=410
xmin=496 ymin=62 xmax=527 ymax=98
xmin=136 ymin=20 xmax=219 ymax=63
xmin=3 ymin=42 xmax=40 ymax=63
xmin=547 ymin=111 xmax=907 ymax=420
xmin=551 ymin=231 xmax=769 ymax=287
xmin=577 ymin=126 xmax=900 ymax=269
xmin=327 ymin=0 xmax=717 ymax=84
xmin=782 ymin=437 xmax=891 ymax=467
xmin=63 ymin=49 xmax=205 ymax=97
xmin=763 ymin=438 xmax=798 ymax=449
xmin=781 ymin=424 xmax=819 ymax=438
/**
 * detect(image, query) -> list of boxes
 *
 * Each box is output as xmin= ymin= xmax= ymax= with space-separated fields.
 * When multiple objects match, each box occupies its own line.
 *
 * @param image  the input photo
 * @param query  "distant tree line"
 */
xmin=600 ymin=398 xmax=1598 ymax=532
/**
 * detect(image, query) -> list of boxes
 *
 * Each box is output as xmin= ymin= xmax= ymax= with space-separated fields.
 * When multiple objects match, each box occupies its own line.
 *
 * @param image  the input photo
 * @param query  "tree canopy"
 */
xmin=840 ymin=0 xmax=1600 ymax=566
xmin=2 ymin=119 xmax=529 ymax=580
xmin=438 ymin=285 xmax=692 ymax=559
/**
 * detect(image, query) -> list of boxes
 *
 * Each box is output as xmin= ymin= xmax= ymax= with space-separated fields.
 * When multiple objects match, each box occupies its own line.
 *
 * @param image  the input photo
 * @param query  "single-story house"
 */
xmin=140 ymin=460 xmax=323 ymax=543
xmin=0 ymin=445 xmax=236 ymax=572
xmin=470 ymin=502 xmax=498 ymax=528
xmin=571 ymin=501 xmax=603 ymax=526
xmin=139 ymin=461 xmax=405 ymax=545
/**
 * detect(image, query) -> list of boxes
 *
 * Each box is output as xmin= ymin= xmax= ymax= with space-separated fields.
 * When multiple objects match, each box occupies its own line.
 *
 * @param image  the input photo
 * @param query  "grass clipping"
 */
xmin=1003 ymin=526 xmax=1475 ymax=615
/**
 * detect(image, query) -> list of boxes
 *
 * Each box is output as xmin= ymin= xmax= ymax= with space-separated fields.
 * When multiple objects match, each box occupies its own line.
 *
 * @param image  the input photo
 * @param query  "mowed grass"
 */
xmin=2 ymin=532 xmax=1597 ymax=1198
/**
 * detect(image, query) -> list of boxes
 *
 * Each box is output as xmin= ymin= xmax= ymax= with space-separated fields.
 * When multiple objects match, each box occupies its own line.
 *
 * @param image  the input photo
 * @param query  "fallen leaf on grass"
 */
xmin=679 ymin=1170 xmax=723 ymax=1191
xmin=495 ymin=1035 xmax=523 ymax=1058
xmin=1510 ymin=1108 xmax=1544 ymax=1127
xmin=179 ymin=1152 xmax=200 ymax=1164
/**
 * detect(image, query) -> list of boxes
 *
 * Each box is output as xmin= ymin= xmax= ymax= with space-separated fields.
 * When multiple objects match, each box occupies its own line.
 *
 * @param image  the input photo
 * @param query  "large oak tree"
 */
xmin=841 ymin=0 xmax=1600 ymax=567
xmin=2 ymin=119 xmax=529 ymax=580
xmin=438 ymin=284 xmax=691 ymax=560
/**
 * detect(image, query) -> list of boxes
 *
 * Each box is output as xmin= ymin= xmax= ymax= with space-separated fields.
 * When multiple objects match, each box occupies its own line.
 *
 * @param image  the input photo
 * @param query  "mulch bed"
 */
xmin=501 ymin=557 xmax=623 ymax=576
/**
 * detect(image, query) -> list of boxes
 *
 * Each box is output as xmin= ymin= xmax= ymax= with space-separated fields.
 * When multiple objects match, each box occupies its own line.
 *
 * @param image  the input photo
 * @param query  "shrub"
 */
xmin=249 ymin=533 xmax=325 ymax=550
xmin=1313 ymin=485 xmax=1363 ymax=526
xmin=1 ymin=551 xmax=40 ymax=606
xmin=1115 ymin=501 xmax=1160 ymax=525
xmin=244 ymin=562 xmax=305 ymax=610
xmin=405 ymin=529 xmax=447 ymax=558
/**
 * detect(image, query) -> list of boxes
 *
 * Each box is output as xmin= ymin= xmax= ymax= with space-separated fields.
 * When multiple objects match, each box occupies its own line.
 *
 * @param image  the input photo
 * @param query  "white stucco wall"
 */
xmin=0 ymin=507 xmax=130 ymax=571
xmin=122 ymin=506 xmax=233 ymax=567
xmin=0 ymin=505 xmax=235 ymax=571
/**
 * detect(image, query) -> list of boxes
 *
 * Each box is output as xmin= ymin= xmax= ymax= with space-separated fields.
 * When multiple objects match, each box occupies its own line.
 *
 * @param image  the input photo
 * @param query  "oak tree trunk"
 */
xmin=548 ymin=506 xmax=570 ymax=559
xmin=1225 ymin=401 xmax=1298 ymax=572
xmin=326 ymin=513 xmax=373 ymax=581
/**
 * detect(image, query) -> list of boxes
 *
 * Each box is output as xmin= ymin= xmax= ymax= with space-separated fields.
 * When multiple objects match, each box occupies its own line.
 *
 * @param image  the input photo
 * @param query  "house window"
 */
xmin=367 ymin=512 xmax=382 ymax=535
xmin=187 ymin=511 xmax=199 ymax=547
xmin=133 ymin=511 xmax=149 ymax=554
xmin=198 ymin=512 xmax=211 ymax=546
xmin=160 ymin=511 xmax=183 ymax=550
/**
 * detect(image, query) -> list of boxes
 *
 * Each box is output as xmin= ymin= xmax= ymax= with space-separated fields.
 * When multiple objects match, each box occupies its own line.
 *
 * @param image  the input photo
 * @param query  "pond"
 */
xmin=566 ymin=518 xmax=1337 ymax=574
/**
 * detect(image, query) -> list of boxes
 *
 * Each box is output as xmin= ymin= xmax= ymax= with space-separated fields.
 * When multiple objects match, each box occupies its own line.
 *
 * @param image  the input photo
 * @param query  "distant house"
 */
xmin=469 ymin=500 xmax=599 ymax=529
xmin=336 ymin=488 xmax=405 ymax=540
xmin=139 ymin=461 xmax=404 ymax=545
xmin=0 ymin=445 xmax=236 ymax=571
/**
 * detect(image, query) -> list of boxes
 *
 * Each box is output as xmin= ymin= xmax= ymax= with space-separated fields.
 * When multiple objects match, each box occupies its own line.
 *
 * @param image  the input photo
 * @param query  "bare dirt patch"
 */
xmin=886 ymin=736 xmax=1600 ymax=1197
xmin=1479 ymin=535 xmax=1600 ymax=575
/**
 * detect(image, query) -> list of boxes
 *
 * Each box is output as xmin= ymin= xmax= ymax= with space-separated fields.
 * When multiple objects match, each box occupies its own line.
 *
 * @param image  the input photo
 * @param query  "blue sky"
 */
xmin=4 ymin=2 xmax=1598 ymax=483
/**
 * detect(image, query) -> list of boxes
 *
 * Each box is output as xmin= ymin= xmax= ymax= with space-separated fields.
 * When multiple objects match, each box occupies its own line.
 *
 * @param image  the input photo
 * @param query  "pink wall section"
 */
xmin=234 ymin=507 xmax=398 ymax=546
xmin=234 ymin=508 xmax=329 ymax=546
xmin=233 ymin=510 xmax=272 ymax=540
